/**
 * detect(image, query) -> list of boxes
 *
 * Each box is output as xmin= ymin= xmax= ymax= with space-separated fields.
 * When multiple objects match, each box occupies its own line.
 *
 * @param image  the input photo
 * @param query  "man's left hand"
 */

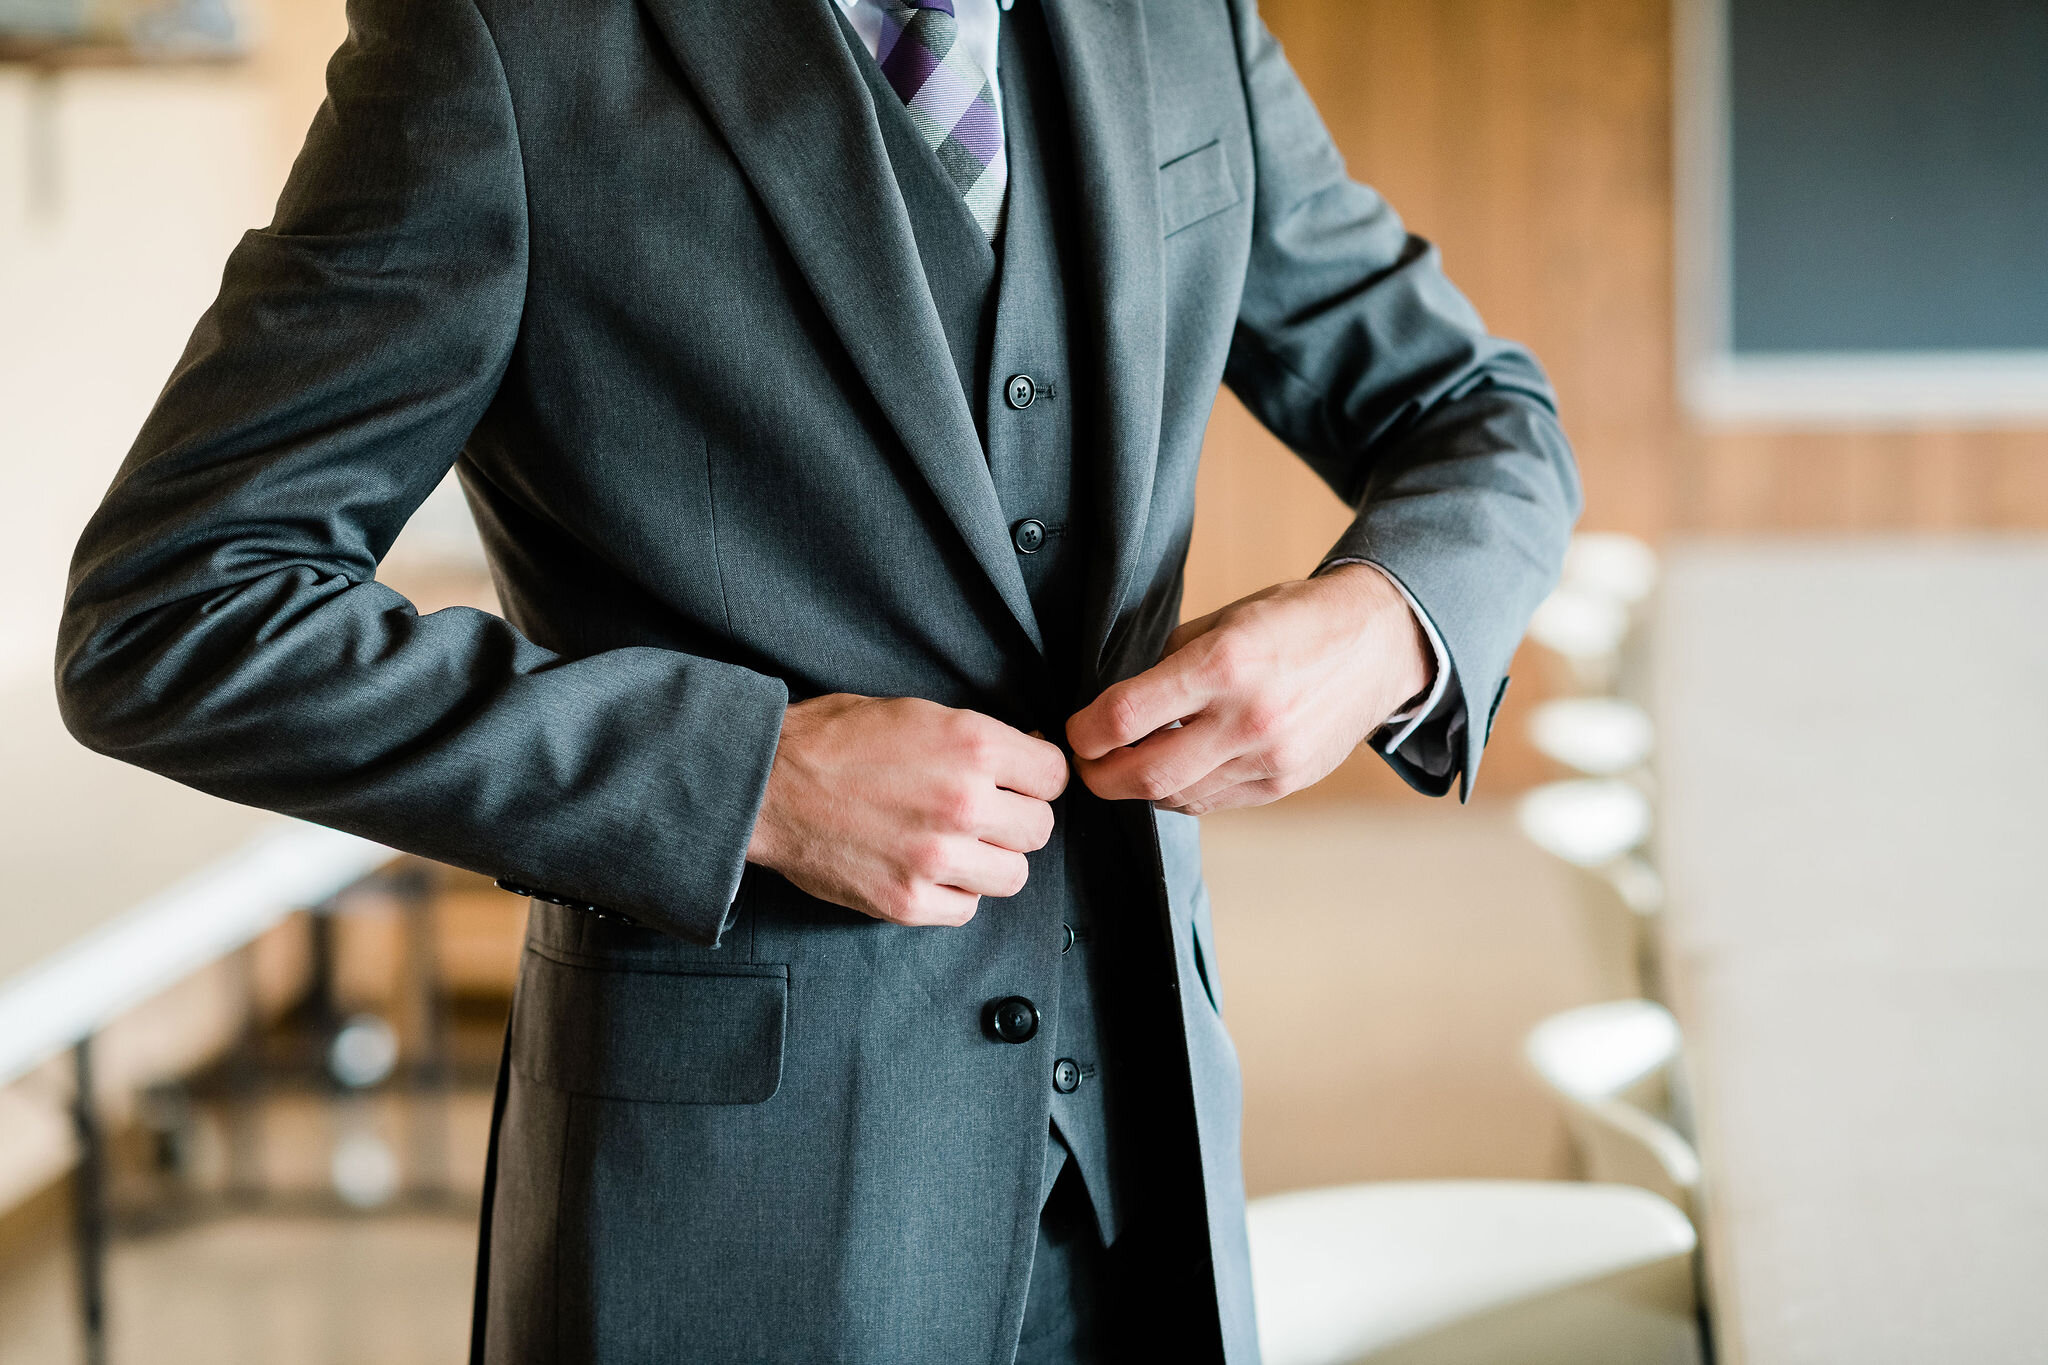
xmin=1066 ymin=564 xmax=1433 ymax=815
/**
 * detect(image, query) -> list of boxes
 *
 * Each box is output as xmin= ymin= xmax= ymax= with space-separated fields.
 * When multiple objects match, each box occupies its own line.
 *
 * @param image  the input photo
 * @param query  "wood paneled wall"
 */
xmin=1186 ymin=0 xmax=2048 ymax=799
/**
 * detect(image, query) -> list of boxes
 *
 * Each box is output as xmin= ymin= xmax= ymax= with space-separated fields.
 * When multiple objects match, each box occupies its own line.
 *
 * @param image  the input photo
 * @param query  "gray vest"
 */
xmin=843 ymin=3 xmax=1126 ymax=1244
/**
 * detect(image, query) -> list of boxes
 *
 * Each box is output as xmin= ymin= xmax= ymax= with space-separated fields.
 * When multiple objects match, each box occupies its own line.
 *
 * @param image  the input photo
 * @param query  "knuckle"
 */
xmin=958 ymin=731 xmax=996 ymax=771
xmin=1266 ymin=737 xmax=1312 ymax=783
xmin=1133 ymin=768 xmax=1176 ymax=802
xmin=904 ymin=838 xmax=949 ymax=883
xmin=933 ymin=782 xmax=982 ymax=831
xmin=1205 ymin=637 xmax=1252 ymax=690
xmin=1239 ymin=699 xmax=1285 ymax=743
xmin=1105 ymin=692 xmax=1147 ymax=745
xmin=935 ymin=707 xmax=974 ymax=745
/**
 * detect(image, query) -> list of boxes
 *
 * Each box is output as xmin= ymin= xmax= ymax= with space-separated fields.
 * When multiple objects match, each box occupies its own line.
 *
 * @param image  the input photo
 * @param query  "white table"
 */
xmin=1 ymin=676 xmax=395 ymax=1361
xmin=0 ymin=679 xmax=393 ymax=1087
xmin=1655 ymin=538 xmax=2048 ymax=1365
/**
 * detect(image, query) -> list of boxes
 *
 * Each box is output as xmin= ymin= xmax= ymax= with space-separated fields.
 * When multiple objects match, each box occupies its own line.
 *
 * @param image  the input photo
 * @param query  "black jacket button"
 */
xmin=985 ymin=996 xmax=1040 ymax=1044
xmin=1053 ymin=1058 xmax=1081 ymax=1094
xmin=1060 ymin=923 xmax=1075 ymax=954
xmin=1012 ymin=519 xmax=1047 ymax=555
xmin=1005 ymin=374 xmax=1037 ymax=409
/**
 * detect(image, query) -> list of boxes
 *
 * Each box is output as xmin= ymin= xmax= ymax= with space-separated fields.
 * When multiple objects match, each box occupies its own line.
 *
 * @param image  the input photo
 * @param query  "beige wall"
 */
xmin=0 ymin=0 xmax=340 ymax=690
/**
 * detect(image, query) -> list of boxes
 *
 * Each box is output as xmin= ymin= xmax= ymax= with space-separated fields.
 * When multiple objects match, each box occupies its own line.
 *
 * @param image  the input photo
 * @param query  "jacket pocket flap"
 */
xmin=514 ymin=949 xmax=787 ymax=1105
xmin=1160 ymin=139 xmax=1241 ymax=237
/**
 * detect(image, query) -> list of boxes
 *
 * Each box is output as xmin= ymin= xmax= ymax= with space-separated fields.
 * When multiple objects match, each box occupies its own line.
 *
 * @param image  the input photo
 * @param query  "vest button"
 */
xmin=985 ymin=996 xmax=1040 ymax=1044
xmin=1005 ymin=373 xmax=1038 ymax=410
xmin=1012 ymin=519 xmax=1047 ymax=555
xmin=1052 ymin=1058 xmax=1082 ymax=1094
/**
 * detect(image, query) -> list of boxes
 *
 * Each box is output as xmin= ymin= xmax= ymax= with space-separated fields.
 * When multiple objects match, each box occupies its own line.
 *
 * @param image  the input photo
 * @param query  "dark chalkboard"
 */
xmin=1728 ymin=0 xmax=2048 ymax=354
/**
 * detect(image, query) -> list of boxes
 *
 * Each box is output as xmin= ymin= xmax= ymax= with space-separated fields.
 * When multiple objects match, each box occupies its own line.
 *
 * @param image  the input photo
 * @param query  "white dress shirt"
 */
xmin=834 ymin=0 xmax=1454 ymax=754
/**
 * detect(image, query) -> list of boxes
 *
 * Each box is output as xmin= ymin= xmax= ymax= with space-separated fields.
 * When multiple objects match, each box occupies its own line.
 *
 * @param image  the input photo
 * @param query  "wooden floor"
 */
xmin=0 ymin=1207 xmax=479 ymax=1365
xmin=0 ymin=798 xmax=1610 ymax=1358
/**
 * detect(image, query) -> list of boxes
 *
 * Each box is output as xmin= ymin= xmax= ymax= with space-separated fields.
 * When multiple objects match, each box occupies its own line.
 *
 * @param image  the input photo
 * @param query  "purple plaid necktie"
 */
xmin=876 ymin=0 xmax=1008 ymax=239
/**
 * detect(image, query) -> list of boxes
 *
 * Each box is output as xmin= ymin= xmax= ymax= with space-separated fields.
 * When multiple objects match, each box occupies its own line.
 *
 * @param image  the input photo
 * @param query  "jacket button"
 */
xmin=985 ymin=996 xmax=1040 ymax=1044
xmin=1060 ymin=923 xmax=1075 ymax=954
xmin=1005 ymin=374 xmax=1037 ymax=409
xmin=1053 ymin=1058 xmax=1081 ymax=1094
xmin=1012 ymin=519 xmax=1047 ymax=555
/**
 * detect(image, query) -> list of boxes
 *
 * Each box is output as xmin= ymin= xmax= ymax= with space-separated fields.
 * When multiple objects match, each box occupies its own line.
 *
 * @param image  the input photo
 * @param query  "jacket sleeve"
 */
xmin=53 ymin=0 xmax=787 ymax=945
xmin=1221 ymin=0 xmax=1582 ymax=799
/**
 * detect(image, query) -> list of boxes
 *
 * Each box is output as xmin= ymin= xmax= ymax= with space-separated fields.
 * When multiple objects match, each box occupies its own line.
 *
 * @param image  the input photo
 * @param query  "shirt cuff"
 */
xmin=1319 ymin=558 xmax=1452 ymax=757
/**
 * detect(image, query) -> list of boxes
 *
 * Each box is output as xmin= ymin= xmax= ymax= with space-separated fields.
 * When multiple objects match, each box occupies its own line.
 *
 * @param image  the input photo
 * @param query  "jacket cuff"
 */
xmin=493 ymin=657 xmax=788 ymax=947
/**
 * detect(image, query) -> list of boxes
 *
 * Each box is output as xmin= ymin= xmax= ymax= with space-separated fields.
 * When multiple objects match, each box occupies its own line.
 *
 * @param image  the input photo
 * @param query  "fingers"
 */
xmin=1073 ymin=715 xmax=1236 ymax=804
xmin=1154 ymin=777 xmax=1286 ymax=817
xmin=1066 ymin=651 xmax=1212 ymax=761
xmin=1154 ymin=755 xmax=1266 ymax=811
xmin=888 ymin=882 xmax=982 ymax=928
xmin=870 ymin=832 xmax=1027 ymax=928
xmin=877 ymin=710 xmax=1058 ymax=926
xmin=932 ymin=836 xmax=1032 ymax=900
xmin=962 ymin=713 xmax=1070 ymax=800
xmin=976 ymin=787 xmax=1057 ymax=854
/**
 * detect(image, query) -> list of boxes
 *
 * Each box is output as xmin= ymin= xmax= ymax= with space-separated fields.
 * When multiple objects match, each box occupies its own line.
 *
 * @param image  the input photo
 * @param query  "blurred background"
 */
xmin=1 ymin=0 xmax=2043 ymax=1362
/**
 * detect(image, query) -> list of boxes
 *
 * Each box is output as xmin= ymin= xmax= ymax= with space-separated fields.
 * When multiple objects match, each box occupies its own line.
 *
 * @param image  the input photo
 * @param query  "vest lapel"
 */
xmin=642 ymin=0 xmax=1044 ymax=655
xmin=1038 ymin=0 xmax=1167 ymax=674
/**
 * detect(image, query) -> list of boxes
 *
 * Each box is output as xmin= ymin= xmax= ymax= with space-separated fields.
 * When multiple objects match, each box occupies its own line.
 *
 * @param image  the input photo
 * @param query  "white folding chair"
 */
xmin=1524 ymin=1000 xmax=1700 ymax=1220
xmin=1526 ymin=697 xmax=1655 ymax=779
xmin=1526 ymin=586 xmax=1632 ymax=694
xmin=1248 ymin=1180 xmax=1700 ymax=1365
xmin=1516 ymin=778 xmax=1663 ymax=995
xmin=1561 ymin=532 xmax=1659 ymax=610
xmin=1529 ymin=532 xmax=1660 ymax=695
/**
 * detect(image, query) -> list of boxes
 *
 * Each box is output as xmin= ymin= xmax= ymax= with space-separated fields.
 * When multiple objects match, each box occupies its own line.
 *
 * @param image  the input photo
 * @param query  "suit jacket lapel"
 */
xmin=642 ymin=0 xmax=1044 ymax=654
xmin=1039 ymin=0 xmax=1167 ymax=674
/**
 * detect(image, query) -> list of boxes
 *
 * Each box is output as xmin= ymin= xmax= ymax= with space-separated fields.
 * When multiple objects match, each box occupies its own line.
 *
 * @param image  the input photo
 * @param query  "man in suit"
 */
xmin=57 ymin=0 xmax=1580 ymax=1357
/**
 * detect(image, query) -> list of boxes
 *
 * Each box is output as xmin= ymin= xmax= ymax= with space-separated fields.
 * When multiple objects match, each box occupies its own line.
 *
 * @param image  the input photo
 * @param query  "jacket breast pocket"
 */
xmin=1160 ymin=138 xmax=1242 ymax=237
xmin=512 ymin=948 xmax=787 ymax=1105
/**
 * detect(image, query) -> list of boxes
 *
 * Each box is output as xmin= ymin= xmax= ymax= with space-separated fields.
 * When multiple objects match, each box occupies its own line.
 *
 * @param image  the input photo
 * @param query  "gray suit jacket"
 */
xmin=56 ymin=0 xmax=1579 ymax=1358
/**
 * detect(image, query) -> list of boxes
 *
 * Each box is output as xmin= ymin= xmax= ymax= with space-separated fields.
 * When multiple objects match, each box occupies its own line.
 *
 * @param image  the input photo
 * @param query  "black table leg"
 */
xmin=398 ymin=864 xmax=452 ymax=1199
xmin=71 ymin=1037 xmax=108 ymax=1365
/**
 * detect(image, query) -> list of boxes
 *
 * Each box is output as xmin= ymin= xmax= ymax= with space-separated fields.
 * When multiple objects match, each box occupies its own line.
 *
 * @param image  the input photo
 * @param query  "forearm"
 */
xmin=1319 ymin=387 xmax=1577 ymax=793
xmin=54 ymin=0 xmax=790 ymax=945
xmin=1223 ymin=0 xmax=1580 ymax=793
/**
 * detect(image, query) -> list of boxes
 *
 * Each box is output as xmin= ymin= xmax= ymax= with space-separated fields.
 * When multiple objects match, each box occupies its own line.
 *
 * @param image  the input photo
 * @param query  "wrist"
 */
xmin=1315 ymin=562 xmax=1432 ymax=708
xmin=746 ymin=701 xmax=816 ymax=872
xmin=745 ymin=767 xmax=789 ymax=870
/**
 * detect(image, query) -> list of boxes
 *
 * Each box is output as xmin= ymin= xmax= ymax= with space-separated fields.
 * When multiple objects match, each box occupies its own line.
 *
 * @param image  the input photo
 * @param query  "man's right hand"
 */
xmin=744 ymin=695 xmax=1070 ymax=927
